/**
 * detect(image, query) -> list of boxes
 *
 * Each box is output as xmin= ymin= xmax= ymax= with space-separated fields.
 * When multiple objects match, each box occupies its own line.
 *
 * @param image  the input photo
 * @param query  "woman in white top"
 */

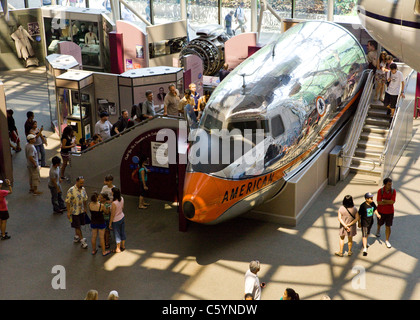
xmin=109 ymin=187 xmax=126 ymax=253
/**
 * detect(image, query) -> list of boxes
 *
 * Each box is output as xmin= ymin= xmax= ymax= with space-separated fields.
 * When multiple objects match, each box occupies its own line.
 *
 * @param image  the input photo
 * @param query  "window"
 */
xmin=227 ymin=120 xmax=258 ymax=136
xmin=188 ymin=0 xmax=218 ymax=30
xmin=294 ymin=0 xmax=327 ymax=19
xmin=333 ymin=0 xmax=358 ymax=23
xmin=203 ymin=114 xmax=223 ymax=131
xmin=271 ymin=115 xmax=285 ymax=138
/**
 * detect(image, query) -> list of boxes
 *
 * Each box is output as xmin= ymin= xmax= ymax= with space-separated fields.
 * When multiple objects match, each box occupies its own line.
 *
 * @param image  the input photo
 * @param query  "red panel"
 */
xmin=109 ymin=31 xmax=124 ymax=74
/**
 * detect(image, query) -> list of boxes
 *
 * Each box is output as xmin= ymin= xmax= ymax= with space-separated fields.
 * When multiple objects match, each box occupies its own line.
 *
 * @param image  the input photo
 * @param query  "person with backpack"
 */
xmin=376 ymin=177 xmax=396 ymax=248
xmin=234 ymin=2 xmax=247 ymax=34
xmin=137 ymin=155 xmax=150 ymax=209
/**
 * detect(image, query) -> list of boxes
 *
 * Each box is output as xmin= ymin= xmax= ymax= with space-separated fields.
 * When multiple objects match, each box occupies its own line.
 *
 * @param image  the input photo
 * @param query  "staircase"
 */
xmin=348 ymin=99 xmax=390 ymax=183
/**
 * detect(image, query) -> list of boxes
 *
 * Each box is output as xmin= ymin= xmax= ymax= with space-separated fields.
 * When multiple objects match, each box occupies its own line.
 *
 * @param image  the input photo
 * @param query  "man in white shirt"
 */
xmin=244 ymin=260 xmax=265 ymax=300
xmin=95 ymin=111 xmax=113 ymax=141
xmin=384 ymin=63 xmax=405 ymax=119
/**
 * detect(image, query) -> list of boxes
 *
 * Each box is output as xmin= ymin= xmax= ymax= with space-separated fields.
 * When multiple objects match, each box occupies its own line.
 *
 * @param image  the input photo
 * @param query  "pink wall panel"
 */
xmin=224 ymin=33 xmax=257 ymax=70
xmin=116 ymin=21 xmax=148 ymax=71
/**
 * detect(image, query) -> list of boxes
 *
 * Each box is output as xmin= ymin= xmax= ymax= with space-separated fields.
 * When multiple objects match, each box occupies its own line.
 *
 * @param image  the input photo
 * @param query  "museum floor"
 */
xmin=2 ymin=67 xmax=420 ymax=300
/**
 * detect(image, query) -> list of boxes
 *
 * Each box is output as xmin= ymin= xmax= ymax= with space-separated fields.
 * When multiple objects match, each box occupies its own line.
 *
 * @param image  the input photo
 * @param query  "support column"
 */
xmin=181 ymin=0 xmax=187 ymax=21
xmin=327 ymin=0 xmax=334 ymax=21
xmin=250 ymin=0 xmax=258 ymax=32
xmin=111 ymin=0 xmax=120 ymax=21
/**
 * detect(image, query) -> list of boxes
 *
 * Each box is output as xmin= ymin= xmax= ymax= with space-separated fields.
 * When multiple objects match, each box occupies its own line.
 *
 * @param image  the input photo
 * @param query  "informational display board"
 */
xmin=120 ymin=128 xmax=178 ymax=201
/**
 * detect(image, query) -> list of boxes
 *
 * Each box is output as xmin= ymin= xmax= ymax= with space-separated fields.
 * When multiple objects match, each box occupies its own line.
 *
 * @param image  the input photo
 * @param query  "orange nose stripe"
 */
xmin=183 ymin=171 xmax=279 ymax=224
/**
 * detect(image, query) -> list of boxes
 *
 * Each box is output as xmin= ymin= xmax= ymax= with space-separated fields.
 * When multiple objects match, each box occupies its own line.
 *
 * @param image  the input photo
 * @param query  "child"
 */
xmin=101 ymin=175 xmax=115 ymax=248
xmin=358 ymin=192 xmax=381 ymax=256
xmin=0 ymin=179 xmax=12 ymax=240
xmin=101 ymin=174 xmax=115 ymax=201
xmin=89 ymin=134 xmax=102 ymax=148
xmin=79 ymin=137 xmax=89 ymax=151
xmin=99 ymin=193 xmax=112 ymax=249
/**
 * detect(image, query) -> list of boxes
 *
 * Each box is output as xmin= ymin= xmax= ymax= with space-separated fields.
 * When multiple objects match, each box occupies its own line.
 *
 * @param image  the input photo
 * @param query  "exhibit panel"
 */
xmin=0 ymin=81 xmax=13 ymax=182
xmin=115 ymin=20 xmax=149 ymax=71
xmin=92 ymin=72 xmax=120 ymax=125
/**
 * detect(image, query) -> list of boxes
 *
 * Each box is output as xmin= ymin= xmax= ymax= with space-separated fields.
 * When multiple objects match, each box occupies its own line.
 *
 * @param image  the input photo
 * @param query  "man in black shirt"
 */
xmin=358 ymin=192 xmax=381 ymax=256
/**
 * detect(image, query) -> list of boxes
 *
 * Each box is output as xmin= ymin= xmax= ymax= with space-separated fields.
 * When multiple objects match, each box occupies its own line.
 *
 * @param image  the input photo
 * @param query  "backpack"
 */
xmin=131 ymin=167 xmax=140 ymax=183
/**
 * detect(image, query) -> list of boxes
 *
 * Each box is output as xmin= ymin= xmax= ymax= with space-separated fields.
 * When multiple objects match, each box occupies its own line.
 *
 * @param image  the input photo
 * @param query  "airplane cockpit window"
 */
xmin=203 ymin=113 xmax=223 ymax=131
xmin=271 ymin=115 xmax=285 ymax=138
xmin=227 ymin=121 xmax=258 ymax=135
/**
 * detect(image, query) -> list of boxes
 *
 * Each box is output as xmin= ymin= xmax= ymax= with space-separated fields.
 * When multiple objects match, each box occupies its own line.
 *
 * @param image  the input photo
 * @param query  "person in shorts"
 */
xmin=376 ymin=177 xmax=396 ymax=248
xmin=89 ymin=192 xmax=111 ymax=256
xmin=0 ymin=179 xmax=12 ymax=240
xmin=358 ymin=192 xmax=381 ymax=256
xmin=383 ymin=63 xmax=405 ymax=120
xmin=65 ymin=176 xmax=89 ymax=249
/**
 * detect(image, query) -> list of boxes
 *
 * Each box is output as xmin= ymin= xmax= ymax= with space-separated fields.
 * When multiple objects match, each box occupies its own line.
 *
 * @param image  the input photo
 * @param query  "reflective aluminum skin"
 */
xmin=183 ymin=21 xmax=368 ymax=224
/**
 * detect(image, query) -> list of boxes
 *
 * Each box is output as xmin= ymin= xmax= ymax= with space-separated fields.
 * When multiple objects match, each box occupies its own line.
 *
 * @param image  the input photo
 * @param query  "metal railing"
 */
xmin=380 ymin=68 xmax=416 ymax=181
xmin=70 ymin=108 xmax=183 ymax=155
xmin=340 ymin=69 xmax=374 ymax=179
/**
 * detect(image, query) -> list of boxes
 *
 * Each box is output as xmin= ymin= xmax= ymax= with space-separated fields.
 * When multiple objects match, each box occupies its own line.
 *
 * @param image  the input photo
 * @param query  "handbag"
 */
xmin=82 ymin=211 xmax=91 ymax=225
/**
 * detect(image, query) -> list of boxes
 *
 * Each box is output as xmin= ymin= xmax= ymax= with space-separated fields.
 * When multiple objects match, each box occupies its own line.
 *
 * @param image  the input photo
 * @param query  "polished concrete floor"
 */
xmin=1 ymin=67 xmax=420 ymax=300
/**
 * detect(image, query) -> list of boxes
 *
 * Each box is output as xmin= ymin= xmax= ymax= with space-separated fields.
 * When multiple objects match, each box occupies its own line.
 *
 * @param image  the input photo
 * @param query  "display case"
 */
xmin=55 ymin=70 xmax=95 ymax=142
xmin=45 ymin=54 xmax=80 ymax=136
xmin=41 ymin=6 xmax=112 ymax=71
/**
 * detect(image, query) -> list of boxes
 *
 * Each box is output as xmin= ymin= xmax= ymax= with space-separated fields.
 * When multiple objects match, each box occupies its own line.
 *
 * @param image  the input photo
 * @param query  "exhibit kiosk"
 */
xmin=55 ymin=70 xmax=95 ymax=142
xmin=118 ymin=66 xmax=184 ymax=112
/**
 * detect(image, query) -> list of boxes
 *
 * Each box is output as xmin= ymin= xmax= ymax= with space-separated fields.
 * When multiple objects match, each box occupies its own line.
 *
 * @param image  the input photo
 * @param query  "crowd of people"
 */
xmin=84 ymin=289 xmax=119 ymax=300
xmin=366 ymin=39 xmax=405 ymax=122
xmin=242 ymin=177 xmax=397 ymax=300
xmin=335 ymin=177 xmax=396 ymax=257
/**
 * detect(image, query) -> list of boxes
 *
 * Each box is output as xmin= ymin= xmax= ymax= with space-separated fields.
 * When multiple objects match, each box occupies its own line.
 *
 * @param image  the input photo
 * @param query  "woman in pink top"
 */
xmin=0 ymin=179 xmax=12 ymax=240
xmin=109 ymin=187 xmax=126 ymax=253
xmin=335 ymin=195 xmax=360 ymax=257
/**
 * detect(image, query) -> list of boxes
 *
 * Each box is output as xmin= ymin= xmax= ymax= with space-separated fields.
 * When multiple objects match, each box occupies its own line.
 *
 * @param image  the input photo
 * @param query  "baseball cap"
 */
xmin=364 ymin=192 xmax=373 ymax=199
xmin=27 ymin=134 xmax=36 ymax=140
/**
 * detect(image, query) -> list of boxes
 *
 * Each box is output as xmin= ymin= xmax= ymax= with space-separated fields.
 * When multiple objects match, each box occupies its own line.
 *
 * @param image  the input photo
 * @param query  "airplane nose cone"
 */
xmin=183 ymin=201 xmax=195 ymax=219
